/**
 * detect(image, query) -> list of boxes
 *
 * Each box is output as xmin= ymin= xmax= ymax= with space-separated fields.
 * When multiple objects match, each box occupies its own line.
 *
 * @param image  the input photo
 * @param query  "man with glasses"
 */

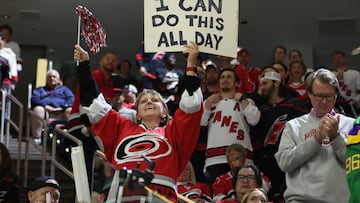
xmin=212 ymin=144 xmax=271 ymax=202
xmin=216 ymin=165 xmax=263 ymax=203
xmin=275 ymin=68 xmax=355 ymax=203
xmin=212 ymin=144 xmax=248 ymax=201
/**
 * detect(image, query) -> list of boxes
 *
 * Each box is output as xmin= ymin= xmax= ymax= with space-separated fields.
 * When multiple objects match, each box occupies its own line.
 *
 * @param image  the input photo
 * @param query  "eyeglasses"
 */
xmin=226 ymin=154 xmax=242 ymax=159
xmin=237 ymin=175 xmax=256 ymax=182
xmin=311 ymin=93 xmax=337 ymax=101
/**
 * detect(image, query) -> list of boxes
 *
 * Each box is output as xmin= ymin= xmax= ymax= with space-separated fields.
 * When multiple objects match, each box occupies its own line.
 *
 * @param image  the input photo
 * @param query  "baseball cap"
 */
xmin=29 ymin=176 xmax=60 ymax=192
xmin=113 ymin=88 xmax=122 ymax=92
xmin=123 ymin=84 xmax=138 ymax=94
xmin=237 ymin=48 xmax=250 ymax=55
xmin=261 ymin=71 xmax=281 ymax=82
xmin=203 ymin=60 xmax=219 ymax=72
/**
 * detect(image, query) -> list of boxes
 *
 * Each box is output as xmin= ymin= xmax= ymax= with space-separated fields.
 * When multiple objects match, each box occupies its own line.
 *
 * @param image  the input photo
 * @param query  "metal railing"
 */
xmin=23 ymin=110 xmax=49 ymax=186
xmin=0 ymin=89 xmax=24 ymax=176
xmin=50 ymin=128 xmax=82 ymax=178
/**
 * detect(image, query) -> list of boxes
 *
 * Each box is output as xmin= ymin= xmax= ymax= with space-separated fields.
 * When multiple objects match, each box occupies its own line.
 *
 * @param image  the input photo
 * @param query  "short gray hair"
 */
xmin=305 ymin=68 xmax=339 ymax=94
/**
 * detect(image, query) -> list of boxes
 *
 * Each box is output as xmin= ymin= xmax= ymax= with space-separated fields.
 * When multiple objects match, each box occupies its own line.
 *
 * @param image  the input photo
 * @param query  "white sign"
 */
xmin=144 ymin=0 xmax=239 ymax=58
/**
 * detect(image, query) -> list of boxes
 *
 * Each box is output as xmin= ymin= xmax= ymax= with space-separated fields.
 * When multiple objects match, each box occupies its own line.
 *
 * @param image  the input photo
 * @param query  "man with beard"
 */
xmin=201 ymin=68 xmax=260 ymax=183
xmin=66 ymin=51 xmax=118 ymax=187
xmin=203 ymin=59 xmax=220 ymax=98
xmin=190 ymin=59 xmax=220 ymax=183
xmin=250 ymin=71 xmax=307 ymax=202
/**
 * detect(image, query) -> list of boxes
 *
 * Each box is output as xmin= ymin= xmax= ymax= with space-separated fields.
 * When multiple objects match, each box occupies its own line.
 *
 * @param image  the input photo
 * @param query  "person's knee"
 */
xmin=63 ymin=107 xmax=72 ymax=119
xmin=32 ymin=106 xmax=46 ymax=118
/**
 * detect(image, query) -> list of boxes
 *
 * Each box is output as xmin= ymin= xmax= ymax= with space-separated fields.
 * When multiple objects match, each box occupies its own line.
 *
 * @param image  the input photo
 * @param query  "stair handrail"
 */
xmin=50 ymin=128 xmax=83 ymax=179
xmin=4 ymin=93 xmax=24 ymax=176
xmin=23 ymin=110 xmax=49 ymax=187
xmin=0 ymin=89 xmax=24 ymax=177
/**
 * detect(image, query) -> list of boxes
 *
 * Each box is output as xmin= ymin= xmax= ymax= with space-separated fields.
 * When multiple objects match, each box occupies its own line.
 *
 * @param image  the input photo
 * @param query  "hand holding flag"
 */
xmin=76 ymin=5 xmax=106 ymax=54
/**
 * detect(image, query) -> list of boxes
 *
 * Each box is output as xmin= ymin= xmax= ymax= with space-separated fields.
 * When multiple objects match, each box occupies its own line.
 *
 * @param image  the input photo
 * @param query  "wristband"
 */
xmin=186 ymin=67 xmax=197 ymax=73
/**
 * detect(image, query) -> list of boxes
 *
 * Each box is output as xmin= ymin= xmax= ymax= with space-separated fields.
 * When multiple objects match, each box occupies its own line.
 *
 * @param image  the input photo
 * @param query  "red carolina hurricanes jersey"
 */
xmin=90 ymin=90 xmax=203 ymax=201
xmin=176 ymin=182 xmax=212 ymax=202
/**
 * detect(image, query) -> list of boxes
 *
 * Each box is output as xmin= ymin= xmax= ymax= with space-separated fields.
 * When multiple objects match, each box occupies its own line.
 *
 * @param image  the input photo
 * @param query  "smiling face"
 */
xmin=135 ymin=91 xmax=167 ymax=122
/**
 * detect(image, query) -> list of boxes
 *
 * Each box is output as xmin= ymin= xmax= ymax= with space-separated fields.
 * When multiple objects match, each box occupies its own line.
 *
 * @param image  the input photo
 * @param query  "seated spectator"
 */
xmin=176 ymin=162 xmax=212 ymax=203
xmin=0 ymin=143 xmax=20 ymax=203
xmin=31 ymin=69 xmax=74 ymax=144
xmin=27 ymin=176 xmax=60 ymax=203
xmin=216 ymin=165 xmax=263 ymax=203
xmin=212 ymin=144 xmax=248 ymax=202
xmin=122 ymin=84 xmax=138 ymax=109
xmin=241 ymin=188 xmax=269 ymax=203
xmin=213 ymin=144 xmax=270 ymax=202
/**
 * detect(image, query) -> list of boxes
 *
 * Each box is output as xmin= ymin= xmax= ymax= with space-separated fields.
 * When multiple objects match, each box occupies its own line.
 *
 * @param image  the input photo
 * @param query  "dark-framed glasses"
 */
xmin=237 ymin=175 xmax=256 ymax=182
xmin=311 ymin=93 xmax=337 ymax=101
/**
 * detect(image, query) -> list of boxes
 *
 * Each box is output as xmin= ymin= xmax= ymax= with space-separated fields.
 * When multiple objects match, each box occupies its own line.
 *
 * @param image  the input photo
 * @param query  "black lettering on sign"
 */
xmin=195 ymin=32 xmax=223 ymax=50
xmin=155 ymin=0 xmax=169 ymax=11
xmin=179 ymin=0 xmax=222 ymax=14
xmin=158 ymin=31 xmax=187 ymax=47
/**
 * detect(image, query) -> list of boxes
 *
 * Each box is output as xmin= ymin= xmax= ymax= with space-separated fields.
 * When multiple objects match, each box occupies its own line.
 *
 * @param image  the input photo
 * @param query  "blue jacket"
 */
xmin=31 ymin=85 xmax=74 ymax=109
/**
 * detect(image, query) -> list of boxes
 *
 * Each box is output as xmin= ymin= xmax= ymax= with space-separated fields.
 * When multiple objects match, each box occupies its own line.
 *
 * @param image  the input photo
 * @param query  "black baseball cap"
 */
xmin=29 ymin=176 xmax=60 ymax=192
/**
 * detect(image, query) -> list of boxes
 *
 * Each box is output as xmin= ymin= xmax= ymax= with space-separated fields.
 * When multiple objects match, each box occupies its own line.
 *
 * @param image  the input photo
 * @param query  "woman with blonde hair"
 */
xmin=177 ymin=162 xmax=212 ymax=202
xmin=241 ymin=188 xmax=268 ymax=203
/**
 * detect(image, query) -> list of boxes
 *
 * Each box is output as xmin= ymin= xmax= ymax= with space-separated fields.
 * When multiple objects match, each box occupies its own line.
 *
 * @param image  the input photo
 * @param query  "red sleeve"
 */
xmin=165 ymin=105 xmax=204 ymax=177
xmin=234 ymin=65 xmax=255 ymax=93
xmin=92 ymin=110 xmax=126 ymax=160
xmin=212 ymin=175 xmax=229 ymax=197
xmin=198 ymin=183 xmax=212 ymax=200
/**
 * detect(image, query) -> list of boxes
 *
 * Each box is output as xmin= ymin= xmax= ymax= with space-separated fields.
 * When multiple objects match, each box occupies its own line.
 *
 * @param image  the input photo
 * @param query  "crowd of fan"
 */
xmin=1 ymin=22 xmax=360 ymax=202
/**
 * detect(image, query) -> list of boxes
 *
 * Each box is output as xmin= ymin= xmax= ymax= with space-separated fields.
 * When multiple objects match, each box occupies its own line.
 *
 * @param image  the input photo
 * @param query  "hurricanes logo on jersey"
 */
xmin=115 ymin=132 xmax=172 ymax=164
xmin=264 ymin=114 xmax=288 ymax=146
